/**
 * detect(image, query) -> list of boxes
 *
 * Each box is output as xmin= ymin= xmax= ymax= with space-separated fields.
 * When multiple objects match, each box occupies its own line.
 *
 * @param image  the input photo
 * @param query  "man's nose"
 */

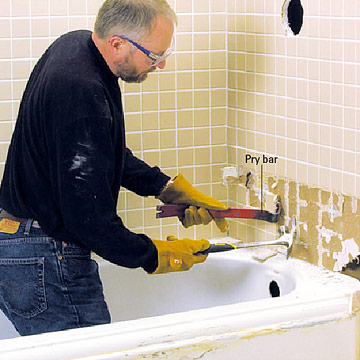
xmin=156 ymin=60 xmax=166 ymax=69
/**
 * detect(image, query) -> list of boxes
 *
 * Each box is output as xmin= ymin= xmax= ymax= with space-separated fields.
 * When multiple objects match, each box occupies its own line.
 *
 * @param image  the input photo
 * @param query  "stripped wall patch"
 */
xmin=228 ymin=173 xmax=360 ymax=277
xmin=333 ymin=239 xmax=360 ymax=272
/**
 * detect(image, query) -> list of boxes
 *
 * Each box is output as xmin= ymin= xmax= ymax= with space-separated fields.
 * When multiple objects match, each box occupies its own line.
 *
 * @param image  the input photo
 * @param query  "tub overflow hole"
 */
xmin=269 ymin=280 xmax=280 ymax=297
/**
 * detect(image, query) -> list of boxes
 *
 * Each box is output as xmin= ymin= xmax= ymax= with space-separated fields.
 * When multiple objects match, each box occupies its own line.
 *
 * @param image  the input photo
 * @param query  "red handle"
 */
xmin=156 ymin=204 xmax=280 ymax=223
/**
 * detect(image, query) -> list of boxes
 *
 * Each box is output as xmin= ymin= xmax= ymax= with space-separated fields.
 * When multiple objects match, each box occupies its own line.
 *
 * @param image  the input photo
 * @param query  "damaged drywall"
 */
xmin=228 ymin=173 xmax=360 ymax=276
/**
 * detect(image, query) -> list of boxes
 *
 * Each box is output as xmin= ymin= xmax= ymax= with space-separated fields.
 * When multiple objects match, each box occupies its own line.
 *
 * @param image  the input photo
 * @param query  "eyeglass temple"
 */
xmin=119 ymin=35 xmax=152 ymax=56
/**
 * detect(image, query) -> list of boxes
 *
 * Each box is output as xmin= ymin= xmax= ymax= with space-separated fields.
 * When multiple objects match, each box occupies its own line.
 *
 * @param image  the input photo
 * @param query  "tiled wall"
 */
xmin=228 ymin=0 xmax=360 ymax=196
xmin=227 ymin=0 xmax=360 ymax=272
xmin=1 ymin=0 xmax=359 ymax=264
xmin=0 ymin=0 xmax=228 ymax=241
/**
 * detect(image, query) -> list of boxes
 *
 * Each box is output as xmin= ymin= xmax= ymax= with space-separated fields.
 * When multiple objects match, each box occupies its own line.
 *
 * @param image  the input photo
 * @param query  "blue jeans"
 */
xmin=0 ymin=218 xmax=111 ymax=336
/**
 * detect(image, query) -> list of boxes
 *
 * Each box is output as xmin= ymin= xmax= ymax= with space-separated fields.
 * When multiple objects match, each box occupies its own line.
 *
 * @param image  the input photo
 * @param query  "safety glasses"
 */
xmin=116 ymin=35 xmax=175 ymax=67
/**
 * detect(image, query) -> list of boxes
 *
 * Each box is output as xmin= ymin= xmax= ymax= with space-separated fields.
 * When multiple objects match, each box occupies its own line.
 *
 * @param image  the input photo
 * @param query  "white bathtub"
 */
xmin=1 ymin=242 xmax=360 ymax=359
xmin=100 ymin=251 xmax=297 ymax=323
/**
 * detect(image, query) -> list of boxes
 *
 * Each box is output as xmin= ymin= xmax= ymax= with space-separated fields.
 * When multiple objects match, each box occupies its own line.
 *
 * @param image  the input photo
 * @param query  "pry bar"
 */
xmin=156 ymin=202 xmax=281 ymax=223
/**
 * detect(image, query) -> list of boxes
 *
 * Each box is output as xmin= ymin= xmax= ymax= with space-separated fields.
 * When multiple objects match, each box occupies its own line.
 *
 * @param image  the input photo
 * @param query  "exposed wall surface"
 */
xmin=227 ymin=174 xmax=360 ymax=273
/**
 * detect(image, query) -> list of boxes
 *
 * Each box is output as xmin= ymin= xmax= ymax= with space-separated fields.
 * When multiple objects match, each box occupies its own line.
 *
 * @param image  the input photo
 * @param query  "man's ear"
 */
xmin=108 ymin=36 xmax=126 ymax=55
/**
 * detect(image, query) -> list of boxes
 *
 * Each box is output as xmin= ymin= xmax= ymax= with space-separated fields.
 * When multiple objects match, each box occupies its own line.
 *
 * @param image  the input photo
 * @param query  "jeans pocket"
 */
xmin=0 ymin=257 xmax=47 ymax=319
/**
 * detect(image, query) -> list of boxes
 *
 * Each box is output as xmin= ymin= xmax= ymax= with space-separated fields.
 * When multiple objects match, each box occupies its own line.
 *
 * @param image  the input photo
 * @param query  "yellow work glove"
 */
xmin=150 ymin=236 xmax=210 ymax=274
xmin=157 ymin=173 xmax=228 ymax=232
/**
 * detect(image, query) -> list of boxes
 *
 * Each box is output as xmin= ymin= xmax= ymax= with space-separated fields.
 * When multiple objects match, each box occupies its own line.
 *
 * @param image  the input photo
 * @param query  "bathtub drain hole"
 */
xmin=269 ymin=280 xmax=280 ymax=297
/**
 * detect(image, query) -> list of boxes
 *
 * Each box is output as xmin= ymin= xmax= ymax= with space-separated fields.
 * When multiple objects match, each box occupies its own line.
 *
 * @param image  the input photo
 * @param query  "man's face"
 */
xmin=114 ymin=51 xmax=156 ymax=83
xmin=114 ymin=15 xmax=174 ymax=83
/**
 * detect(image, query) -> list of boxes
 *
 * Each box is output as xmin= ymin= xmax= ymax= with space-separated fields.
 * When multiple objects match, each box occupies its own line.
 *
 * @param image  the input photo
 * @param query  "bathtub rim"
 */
xmin=1 ymin=251 xmax=360 ymax=360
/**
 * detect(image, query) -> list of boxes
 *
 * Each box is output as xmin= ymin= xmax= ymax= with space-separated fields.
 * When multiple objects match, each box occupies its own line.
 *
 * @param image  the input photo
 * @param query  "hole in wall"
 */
xmin=282 ymin=0 xmax=304 ymax=36
xmin=269 ymin=280 xmax=280 ymax=297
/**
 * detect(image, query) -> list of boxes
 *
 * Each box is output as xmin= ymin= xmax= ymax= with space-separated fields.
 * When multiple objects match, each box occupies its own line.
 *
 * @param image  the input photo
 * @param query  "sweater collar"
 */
xmin=88 ymin=33 xmax=119 ymax=82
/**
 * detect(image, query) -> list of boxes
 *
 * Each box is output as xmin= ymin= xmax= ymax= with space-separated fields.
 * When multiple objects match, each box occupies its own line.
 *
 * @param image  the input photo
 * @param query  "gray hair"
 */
xmin=94 ymin=0 xmax=177 ymax=41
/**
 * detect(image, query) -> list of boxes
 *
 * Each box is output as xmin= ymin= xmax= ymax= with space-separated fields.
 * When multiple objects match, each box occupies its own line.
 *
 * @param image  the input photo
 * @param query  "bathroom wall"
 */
xmin=1 ymin=0 xmax=359 ymax=273
xmin=228 ymin=0 xmax=360 ymax=195
xmin=227 ymin=0 xmax=360 ymax=273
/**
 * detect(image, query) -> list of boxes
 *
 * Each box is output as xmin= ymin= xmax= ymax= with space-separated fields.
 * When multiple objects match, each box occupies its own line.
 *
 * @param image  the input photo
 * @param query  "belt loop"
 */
xmin=24 ymin=218 xmax=34 ymax=235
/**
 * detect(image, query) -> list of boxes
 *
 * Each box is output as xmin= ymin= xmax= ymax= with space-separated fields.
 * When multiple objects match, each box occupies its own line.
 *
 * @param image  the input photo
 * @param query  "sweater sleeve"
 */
xmin=52 ymin=116 xmax=158 ymax=271
xmin=121 ymin=148 xmax=170 ymax=197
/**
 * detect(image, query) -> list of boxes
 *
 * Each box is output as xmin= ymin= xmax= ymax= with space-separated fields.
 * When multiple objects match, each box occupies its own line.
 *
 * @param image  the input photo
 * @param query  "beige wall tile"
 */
xmin=177 ymin=129 xmax=193 ymax=147
xmin=0 ymin=143 xmax=9 ymax=162
xmin=0 ymin=123 xmax=13 ymax=141
xmin=176 ymin=0 xmax=192 ymax=13
xmin=177 ymin=110 xmax=193 ymax=127
xmin=50 ymin=0 xmax=68 ymax=16
xmin=50 ymin=18 xmax=69 ymax=37
xmin=0 ymin=61 xmax=11 ymax=80
xmin=177 ymin=72 xmax=193 ymax=90
xmin=211 ymin=145 xmax=226 ymax=165
xmin=195 ymin=147 xmax=211 ymax=165
xmin=0 ymin=1 xmax=10 ymax=17
xmin=177 ymin=90 xmax=193 ymax=109
xmin=125 ymin=134 xmax=141 ymax=153
xmin=194 ymin=53 xmax=209 ymax=70
xmin=31 ymin=0 xmax=50 ymax=16
xmin=125 ymin=113 xmax=141 ymax=132
xmin=32 ymin=39 xmax=52 ymax=58
xmin=194 ymin=128 xmax=210 ymax=146
xmin=143 ymin=131 xmax=159 ymax=150
xmin=123 ymin=94 xmax=141 ymax=113
xmin=143 ymin=151 xmax=160 ymax=166
xmin=159 ymin=111 xmax=176 ymax=130
xmin=194 ymin=90 xmax=209 ymax=108
xmin=161 ymin=149 xmax=177 ymax=168
xmin=142 ymin=112 xmax=159 ymax=131
xmin=177 ymin=14 xmax=192 ymax=32
xmin=12 ymin=60 xmax=31 ymax=80
xmin=0 ymin=20 xmax=11 ymax=38
xmin=12 ymin=19 xmax=31 ymax=38
xmin=194 ymin=109 xmax=210 ymax=127
xmin=0 ymin=82 xmax=12 ymax=101
xmin=32 ymin=19 xmax=50 ymax=38
xmin=0 ymin=102 xmax=12 ymax=121
xmin=176 ymin=52 xmax=193 ymax=71
xmin=159 ymin=73 xmax=175 ymax=91
xmin=210 ymin=70 xmax=226 ymax=88
xmin=69 ymin=17 xmax=88 ymax=31
xmin=178 ymin=148 xmax=194 ymax=167
xmin=87 ymin=0 xmax=104 ymax=16
xmin=11 ymin=0 xmax=30 ymax=17
xmin=194 ymin=1 xmax=209 ymax=13
xmin=160 ymin=130 xmax=176 ymax=149
xmin=194 ymin=72 xmax=209 ymax=89
xmin=194 ymin=15 xmax=209 ymax=32
xmin=159 ymin=92 xmax=175 ymax=110
xmin=142 ymin=93 xmax=159 ymax=112
xmin=194 ymin=34 xmax=209 ymax=51
xmin=69 ymin=0 xmax=87 ymax=16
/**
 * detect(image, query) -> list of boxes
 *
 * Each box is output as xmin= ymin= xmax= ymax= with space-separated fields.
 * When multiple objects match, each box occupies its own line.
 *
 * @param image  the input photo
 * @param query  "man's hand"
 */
xmin=150 ymin=236 xmax=210 ymax=274
xmin=157 ymin=173 xmax=228 ymax=232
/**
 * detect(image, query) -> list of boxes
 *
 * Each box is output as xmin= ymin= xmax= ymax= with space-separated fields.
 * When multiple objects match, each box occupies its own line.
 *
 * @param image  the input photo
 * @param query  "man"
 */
xmin=0 ymin=0 xmax=227 ymax=336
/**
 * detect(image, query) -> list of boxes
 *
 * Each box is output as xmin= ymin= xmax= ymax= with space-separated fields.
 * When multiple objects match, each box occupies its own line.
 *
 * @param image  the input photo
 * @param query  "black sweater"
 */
xmin=0 ymin=30 xmax=170 ymax=272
